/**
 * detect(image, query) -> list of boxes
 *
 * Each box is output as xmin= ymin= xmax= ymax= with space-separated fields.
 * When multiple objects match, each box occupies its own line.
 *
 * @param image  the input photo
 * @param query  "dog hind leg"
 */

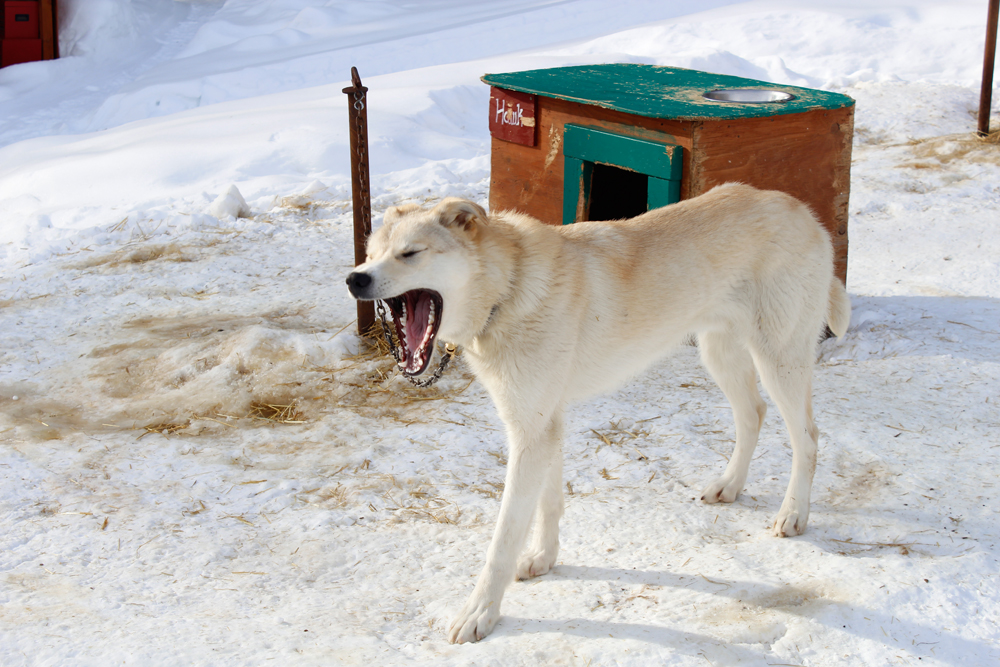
xmin=699 ymin=331 xmax=767 ymax=504
xmin=751 ymin=342 xmax=819 ymax=537
xmin=517 ymin=413 xmax=564 ymax=580
xmin=448 ymin=410 xmax=563 ymax=643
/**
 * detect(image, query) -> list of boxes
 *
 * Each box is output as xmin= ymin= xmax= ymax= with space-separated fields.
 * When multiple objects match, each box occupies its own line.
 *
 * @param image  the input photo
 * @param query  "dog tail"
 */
xmin=827 ymin=278 xmax=851 ymax=339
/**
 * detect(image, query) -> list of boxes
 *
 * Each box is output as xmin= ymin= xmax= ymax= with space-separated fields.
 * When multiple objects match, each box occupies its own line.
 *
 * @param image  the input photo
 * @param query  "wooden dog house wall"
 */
xmin=483 ymin=65 xmax=855 ymax=283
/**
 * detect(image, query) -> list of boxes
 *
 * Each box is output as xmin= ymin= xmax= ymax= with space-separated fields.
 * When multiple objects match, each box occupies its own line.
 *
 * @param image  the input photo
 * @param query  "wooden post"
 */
xmin=343 ymin=67 xmax=375 ymax=336
xmin=980 ymin=0 xmax=1000 ymax=137
xmin=52 ymin=0 xmax=59 ymax=58
xmin=39 ymin=0 xmax=55 ymax=60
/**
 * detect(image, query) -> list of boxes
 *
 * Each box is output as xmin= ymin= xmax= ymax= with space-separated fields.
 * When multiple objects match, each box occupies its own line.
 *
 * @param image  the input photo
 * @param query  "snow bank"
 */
xmin=2 ymin=1 xmax=996 ymax=270
xmin=58 ymin=0 xmax=142 ymax=61
xmin=206 ymin=184 xmax=251 ymax=219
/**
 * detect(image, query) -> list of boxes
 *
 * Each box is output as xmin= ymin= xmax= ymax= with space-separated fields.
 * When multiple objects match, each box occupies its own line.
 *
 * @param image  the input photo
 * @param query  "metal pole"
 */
xmin=344 ymin=67 xmax=376 ymax=336
xmin=979 ymin=0 xmax=1000 ymax=137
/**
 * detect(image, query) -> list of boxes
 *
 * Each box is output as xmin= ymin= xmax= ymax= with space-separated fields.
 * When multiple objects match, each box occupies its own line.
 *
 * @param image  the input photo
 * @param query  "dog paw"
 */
xmin=772 ymin=509 xmax=808 ymax=537
xmin=516 ymin=547 xmax=557 ymax=580
xmin=448 ymin=597 xmax=500 ymax=644
xmin=700 ymin=475 xmax=743 ymax=504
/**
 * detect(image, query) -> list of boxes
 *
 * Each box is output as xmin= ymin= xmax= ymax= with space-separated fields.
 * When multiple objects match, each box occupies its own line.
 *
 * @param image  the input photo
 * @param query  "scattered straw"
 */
xmin=135 ymin=536 xmax=159 ymax=557
xmin=590 ymin=429 xmax=614 ymax=448
xmin=699 ymin=574 xmax=731 ymax=589
xmin=138 ymin=421 xmax=190 ymax=439
xmin=330 ymin=328 xmax=480 ymax=426
xmin=831 ymin=538 xmax=921 ymax=555
xmin=947 ymin=320 xmax=1000 ymax=335
xmin=184 ymin=500 xmax=208 ymax=516
xmin=326 ymin=319 xmax=357 ymax=341
xmin=380 ymin=488 xmax=463 ymax=524
xmin=590 ymin=418 xmax=654 ymax=450
xmin=470 ymin=481 xmax=504 ymax=500
xmin=248 ymin=402 xmax=306 ymax=424
xmin=884 ymin=423 xmax=923 ymax=434
xmin=978 ymin=129 xmax=1000 ymax=145
xmin=223 ymin=514 xmax=254 ymax=526
xmin=363 ymin=319 xmax=396 ymax=357
xmin=278 ymin=195 xmax=319 ymax=211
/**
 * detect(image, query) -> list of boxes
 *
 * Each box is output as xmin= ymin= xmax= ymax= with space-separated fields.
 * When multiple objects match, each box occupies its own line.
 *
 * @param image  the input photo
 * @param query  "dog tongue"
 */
xmin=403 ymin=292 xmax=432 ymax=372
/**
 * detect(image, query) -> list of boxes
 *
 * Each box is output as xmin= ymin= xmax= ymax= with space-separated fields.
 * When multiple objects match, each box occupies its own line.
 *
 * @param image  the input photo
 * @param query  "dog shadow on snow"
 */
xmin=493 ymin=564 xmax=986 ymax=664
xmin=498 ymin=614 xmax=763 ymax=663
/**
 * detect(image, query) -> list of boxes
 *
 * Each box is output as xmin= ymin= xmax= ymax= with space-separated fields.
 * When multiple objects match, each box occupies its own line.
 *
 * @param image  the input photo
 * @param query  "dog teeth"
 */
xmin=395 ymin=294 xmax=440 ymax=375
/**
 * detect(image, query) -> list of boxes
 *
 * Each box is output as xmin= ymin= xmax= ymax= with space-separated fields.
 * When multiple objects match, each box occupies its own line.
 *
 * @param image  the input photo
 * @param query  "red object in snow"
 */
xmin=1 ymin=0 xmax=58 ymax=67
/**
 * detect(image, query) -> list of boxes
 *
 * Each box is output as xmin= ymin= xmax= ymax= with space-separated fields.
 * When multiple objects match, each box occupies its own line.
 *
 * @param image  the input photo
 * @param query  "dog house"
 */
xmin=482 ymin=64 xmax=854 ymax=282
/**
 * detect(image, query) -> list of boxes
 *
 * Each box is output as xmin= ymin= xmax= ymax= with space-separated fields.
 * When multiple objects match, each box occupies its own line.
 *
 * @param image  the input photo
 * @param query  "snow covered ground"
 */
xmin=1 ymin=1 xmax=999 ymax=665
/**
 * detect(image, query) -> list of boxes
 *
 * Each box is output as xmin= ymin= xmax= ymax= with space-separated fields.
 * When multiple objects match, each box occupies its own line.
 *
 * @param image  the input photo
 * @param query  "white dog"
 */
xmin=346 ymin=183 xmax=851 ymax=643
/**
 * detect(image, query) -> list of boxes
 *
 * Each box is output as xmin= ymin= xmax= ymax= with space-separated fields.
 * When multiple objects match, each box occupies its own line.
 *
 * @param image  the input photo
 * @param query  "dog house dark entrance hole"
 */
xmin=588 ymin=164 xmax=646 ymax=221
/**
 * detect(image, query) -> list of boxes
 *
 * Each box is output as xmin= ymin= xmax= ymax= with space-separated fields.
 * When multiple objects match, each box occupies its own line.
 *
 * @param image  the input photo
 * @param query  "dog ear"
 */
xmin=383 ymin=203 xmax=422 ymax=225
xmin=435 ymin=199 xmax=487 ymax=237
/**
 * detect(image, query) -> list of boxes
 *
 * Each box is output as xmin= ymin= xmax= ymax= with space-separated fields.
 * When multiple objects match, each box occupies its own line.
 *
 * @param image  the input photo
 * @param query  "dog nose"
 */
xmin=346 ymin=271 xmax=372 ymax=296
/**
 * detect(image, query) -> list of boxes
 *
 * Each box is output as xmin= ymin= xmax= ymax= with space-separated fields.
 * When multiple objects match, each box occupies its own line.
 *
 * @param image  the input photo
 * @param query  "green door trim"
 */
xmin=562 ymin=124 xmax=682 ymax=225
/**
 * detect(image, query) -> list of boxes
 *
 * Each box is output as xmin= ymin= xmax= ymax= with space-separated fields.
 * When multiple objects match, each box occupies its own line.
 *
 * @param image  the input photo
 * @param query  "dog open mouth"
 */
xmin=382 ymin=289 xmax=443 ymax=376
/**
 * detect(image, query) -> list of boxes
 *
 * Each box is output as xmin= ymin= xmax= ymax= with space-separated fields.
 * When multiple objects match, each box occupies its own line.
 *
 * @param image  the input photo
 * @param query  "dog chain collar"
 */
xmin=375 ymin=299 xmax=458 ymax=388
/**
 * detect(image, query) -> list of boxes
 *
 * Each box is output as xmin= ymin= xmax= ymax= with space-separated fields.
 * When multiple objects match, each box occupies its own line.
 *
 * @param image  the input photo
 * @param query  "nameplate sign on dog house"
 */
xmin=489 ymin=87 xmax=536 ymax=146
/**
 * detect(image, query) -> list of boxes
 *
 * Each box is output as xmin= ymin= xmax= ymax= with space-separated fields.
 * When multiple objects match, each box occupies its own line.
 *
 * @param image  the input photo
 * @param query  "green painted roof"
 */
xmin=482 ymin=64 xmax=854 ymax=121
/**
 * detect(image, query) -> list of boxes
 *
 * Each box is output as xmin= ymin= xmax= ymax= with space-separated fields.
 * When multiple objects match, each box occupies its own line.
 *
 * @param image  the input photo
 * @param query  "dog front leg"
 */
xmin=448 ymin=420 xmax=559 ymax=644
xmin=517 ymin=412 xmax=564 ymax=580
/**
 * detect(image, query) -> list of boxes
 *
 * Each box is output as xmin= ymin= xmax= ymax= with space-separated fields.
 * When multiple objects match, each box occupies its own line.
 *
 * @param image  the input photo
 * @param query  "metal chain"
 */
xmin=353 ymin=90 xmax=371 ymax=220
xmin=376 ymin=300 xmax=457 ymax=388
xmin=375 ymin=300 xmax=400 ymax=363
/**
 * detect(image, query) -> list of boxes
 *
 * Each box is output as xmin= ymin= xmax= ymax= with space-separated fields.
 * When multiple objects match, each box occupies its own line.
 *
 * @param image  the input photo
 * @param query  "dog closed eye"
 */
xmin=400 ymin=249 xmax=424 ymax=259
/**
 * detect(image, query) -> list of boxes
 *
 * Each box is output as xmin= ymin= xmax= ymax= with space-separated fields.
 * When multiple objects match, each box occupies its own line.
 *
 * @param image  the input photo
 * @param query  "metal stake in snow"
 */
xmin=344 ymin=66 xmax=376 ymax=335
xmin=979 ymin=0 xmax=999 ymax=137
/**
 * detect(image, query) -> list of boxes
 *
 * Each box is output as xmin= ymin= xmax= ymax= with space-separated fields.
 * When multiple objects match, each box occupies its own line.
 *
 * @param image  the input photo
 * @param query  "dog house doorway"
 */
xmin=589 ymin=164 xmax=647 ymax=221
xmin=562 ymin=124 xmax=682 ymax=225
